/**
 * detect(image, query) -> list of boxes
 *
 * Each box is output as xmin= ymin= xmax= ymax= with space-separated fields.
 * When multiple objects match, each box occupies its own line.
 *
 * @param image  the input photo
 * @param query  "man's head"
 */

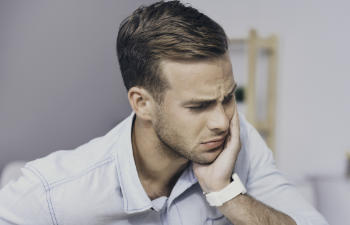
xmin=117 ymin=1 xmax=236 ymax=164
xmin=117 ymin=0 xmax=228 ymax=103
xmin=152 ymin=55 xmax=236 ymax=164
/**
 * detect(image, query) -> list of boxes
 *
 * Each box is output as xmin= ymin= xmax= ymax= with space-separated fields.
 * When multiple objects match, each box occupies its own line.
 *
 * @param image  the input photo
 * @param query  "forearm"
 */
xmin=218 ymin=194 xmax=297 ymax=225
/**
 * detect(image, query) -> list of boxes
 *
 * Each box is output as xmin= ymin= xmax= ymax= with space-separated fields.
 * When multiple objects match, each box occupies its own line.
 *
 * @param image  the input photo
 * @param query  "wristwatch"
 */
xmin=205 ymin=173 xmax=246 ymax=207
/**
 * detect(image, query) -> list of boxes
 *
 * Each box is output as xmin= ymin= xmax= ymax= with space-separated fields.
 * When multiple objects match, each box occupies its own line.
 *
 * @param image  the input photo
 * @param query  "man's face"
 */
xmin=152 ymin=54 xmax=236 ymax=165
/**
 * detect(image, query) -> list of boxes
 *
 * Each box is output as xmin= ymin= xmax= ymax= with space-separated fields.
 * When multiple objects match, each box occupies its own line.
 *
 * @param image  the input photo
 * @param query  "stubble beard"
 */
xmin=153 ymin=111 xmax=215 ymax=165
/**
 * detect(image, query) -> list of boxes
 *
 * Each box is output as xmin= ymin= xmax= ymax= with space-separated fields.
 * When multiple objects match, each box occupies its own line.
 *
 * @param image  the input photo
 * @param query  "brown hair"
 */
xmin=117 ymin=0 xmax=228 ymax=102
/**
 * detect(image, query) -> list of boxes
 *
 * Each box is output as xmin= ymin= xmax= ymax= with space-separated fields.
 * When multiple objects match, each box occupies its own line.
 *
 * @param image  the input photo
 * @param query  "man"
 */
xmin=0 ymin=1 xmax=328 ymax=224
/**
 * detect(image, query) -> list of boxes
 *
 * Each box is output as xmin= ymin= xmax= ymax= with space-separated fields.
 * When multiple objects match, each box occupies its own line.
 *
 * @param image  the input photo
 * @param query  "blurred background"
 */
xmin=0 ymin=0 xmax=349 ymax=224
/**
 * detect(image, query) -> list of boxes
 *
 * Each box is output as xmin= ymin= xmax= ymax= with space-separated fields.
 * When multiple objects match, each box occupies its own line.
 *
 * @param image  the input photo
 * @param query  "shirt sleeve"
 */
xmin=0 ymin=167 xmax=55 ymax=225
xmin=244 ymin=120 xmax=329 ymax=225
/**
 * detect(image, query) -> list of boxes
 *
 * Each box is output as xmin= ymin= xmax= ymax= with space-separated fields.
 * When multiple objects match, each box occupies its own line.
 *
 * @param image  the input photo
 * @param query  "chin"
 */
xmin=191 ymin=152 xmax=220 ymax=165
xmin=200 ymin=146 xmax=224 ymax=164
xmin=193 ymin=160 xmax=213 ymax=165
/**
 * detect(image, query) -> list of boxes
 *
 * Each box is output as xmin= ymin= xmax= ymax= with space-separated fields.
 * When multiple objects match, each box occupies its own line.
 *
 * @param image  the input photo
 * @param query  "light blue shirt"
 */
xmin=0 ymin=112 xmax=328 ymax=225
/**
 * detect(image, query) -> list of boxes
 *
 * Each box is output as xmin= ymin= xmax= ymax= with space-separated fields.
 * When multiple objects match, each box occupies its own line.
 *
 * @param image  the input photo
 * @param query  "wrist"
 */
xmin=204 ymin=173 xmax=246 ymax=207
xmin=201 ymin=180 xmax=231 ymax=193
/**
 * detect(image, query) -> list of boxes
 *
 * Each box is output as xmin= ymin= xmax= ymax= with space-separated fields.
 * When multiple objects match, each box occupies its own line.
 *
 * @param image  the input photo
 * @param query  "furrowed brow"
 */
xmin=183 ymin=83 xmax=237 ymax=105
xmin=225 ymin=83 xmax=237 ymax=98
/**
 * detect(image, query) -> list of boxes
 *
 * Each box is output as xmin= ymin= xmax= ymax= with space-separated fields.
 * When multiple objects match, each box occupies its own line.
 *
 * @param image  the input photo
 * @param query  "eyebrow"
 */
xmin=183 ymin=83 xmax=237 ymax=105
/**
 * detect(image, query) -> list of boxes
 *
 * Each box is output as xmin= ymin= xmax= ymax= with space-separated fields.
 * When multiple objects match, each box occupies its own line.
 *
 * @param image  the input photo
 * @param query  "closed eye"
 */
xmin=188 ymin=102 xmax=213 ymax=111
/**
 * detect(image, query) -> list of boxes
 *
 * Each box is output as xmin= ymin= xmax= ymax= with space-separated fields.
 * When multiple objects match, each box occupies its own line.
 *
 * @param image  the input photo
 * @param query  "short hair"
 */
xmin=117 ymin=0 xmax=228 ymax=102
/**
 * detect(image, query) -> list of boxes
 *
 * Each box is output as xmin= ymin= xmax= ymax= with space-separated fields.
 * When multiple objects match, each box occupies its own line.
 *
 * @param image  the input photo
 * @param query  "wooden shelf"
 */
xmin=230 ymin=29 xmax=278 ymax=153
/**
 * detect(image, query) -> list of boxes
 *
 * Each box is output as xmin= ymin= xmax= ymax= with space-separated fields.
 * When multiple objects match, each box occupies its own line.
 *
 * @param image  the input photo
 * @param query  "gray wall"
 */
xmin=0 ymin=0 xmax=154 ymax=172
xmin=187 ymin=0 xmax=350 ymax=178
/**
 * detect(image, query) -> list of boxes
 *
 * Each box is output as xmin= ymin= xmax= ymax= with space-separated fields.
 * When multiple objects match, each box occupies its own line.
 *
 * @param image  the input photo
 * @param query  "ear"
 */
xmin=128 ymin=87 xmax=155 ymax=121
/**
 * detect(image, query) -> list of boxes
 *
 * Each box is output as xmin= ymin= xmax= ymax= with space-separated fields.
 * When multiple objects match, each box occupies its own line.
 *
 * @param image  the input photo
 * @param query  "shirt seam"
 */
xmin=47 ymin=156 xmax=115 ymax=189
xmin=25 ymin=155 xmax=116 ymax=225
xmin=26 ymin=166 xmax=58 ymax=225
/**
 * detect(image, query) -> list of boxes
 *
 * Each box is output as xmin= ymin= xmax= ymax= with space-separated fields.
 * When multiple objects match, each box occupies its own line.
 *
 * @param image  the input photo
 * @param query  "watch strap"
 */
xmin=205 ymin=173 xmax=246 ymax=206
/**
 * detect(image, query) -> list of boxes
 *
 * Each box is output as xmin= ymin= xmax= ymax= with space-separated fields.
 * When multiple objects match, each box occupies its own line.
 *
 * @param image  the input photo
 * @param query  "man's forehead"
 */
xmin=159 ymin=55 xmax=235 ymax=101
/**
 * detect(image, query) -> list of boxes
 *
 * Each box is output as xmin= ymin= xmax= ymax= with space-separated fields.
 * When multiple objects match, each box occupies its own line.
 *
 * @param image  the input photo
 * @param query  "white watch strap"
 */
xmin=205 ymin=173 xmax=246 ymax=206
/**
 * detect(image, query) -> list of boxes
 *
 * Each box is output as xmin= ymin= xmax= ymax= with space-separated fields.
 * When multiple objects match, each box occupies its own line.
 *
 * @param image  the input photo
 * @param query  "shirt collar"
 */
xmin=113 ymin=112 xmax=199 ymax=213
xmin=114 ymin=112 xmax=152 ymax=214
xmin=167 ymin=161 xmax=198 ymax=207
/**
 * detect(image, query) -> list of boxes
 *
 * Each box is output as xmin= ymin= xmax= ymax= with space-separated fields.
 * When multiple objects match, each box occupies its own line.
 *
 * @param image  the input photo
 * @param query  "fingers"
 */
xmin=230 ymin=103 xmax=240 ymax=138
xmin=227 ymin=104 xmax=241 ymax=153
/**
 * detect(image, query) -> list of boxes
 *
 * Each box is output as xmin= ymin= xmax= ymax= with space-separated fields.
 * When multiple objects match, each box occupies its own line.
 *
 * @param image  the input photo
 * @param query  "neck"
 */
xmin=132 ymin=116 xmax=189 ymax=199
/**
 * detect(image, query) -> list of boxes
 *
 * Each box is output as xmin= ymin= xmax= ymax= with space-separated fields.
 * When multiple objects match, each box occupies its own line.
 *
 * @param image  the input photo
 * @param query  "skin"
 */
xmin=153 ymin=55 xmax=236 ymax=166
xmin=128 ymin=53 xmax=296 ymax=225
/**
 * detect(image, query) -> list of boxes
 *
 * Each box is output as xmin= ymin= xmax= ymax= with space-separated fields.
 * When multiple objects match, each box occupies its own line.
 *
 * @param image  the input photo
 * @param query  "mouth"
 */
xmin=201 ymin=135 xmax=227 ymax=150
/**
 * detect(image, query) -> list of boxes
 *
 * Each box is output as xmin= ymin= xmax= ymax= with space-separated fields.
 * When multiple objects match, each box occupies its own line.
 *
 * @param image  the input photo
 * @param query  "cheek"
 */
xmin=178 ymin=114 xmax=208 ymax=140
xmin=225 ymin=100 xmax=236 ymax=120
xmin=166 ymin=107 xmax=207 ymax=139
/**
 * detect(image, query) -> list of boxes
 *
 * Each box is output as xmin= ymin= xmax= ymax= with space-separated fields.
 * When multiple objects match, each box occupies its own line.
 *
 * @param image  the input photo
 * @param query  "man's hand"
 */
xmin=193 ymin=105 xmax=241 ymax=193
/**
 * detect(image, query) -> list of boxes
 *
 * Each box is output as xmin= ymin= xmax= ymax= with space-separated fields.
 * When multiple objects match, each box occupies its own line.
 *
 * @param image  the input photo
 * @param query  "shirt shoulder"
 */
xmin=234 ymin=112 xmax=257 ymax=183
xmin=0 ymin=166 xmax=54 ymax=224
xmin=26 ymin=136 xmax=114 ymax=186
xmin=0 ymin=116 xmax=131 ymax=224
xmin=237 ymin=112 xmax=274 ymax=167
xmin=26 ymin=116 xmax=130 ymax=186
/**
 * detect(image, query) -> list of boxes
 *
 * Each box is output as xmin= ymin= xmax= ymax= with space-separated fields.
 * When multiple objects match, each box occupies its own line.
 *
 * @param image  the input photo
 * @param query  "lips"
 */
xmin=201 ymin=133 xmax=228 ymax=144
xmin=202 ymin=137 xmax=226 ymax=144
xmin=201 ymin=135 xmax=227 ymax=149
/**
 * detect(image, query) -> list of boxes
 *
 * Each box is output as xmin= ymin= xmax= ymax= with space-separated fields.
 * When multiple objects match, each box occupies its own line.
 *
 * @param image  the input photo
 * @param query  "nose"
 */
xmin=207 ymin=104 xmax=230 ymax=133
